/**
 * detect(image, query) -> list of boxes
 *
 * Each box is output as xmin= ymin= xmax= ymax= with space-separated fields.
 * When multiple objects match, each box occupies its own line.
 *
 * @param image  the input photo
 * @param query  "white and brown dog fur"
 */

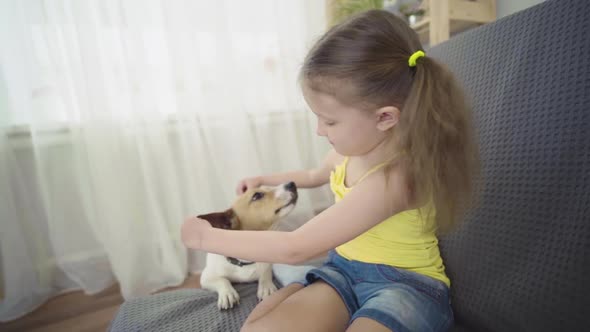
xmin=197 ymin=182 xmax=298 ymax=310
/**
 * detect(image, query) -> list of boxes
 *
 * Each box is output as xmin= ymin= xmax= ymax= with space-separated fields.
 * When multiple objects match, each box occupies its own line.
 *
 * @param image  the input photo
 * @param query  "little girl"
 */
xmin=182 ymin=9 xmax=478 ymax=332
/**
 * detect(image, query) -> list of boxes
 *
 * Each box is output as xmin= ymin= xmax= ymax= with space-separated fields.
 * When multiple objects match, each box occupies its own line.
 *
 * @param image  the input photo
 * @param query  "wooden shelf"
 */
xmin=325 ymin=0 xmax=495 ymax=46
xmin=412 ymin=18 xmax=482 ymax=45
xmin=411 ymin=17 xmax=431 ymax=30
xmin=411 ymin=0 xmax=496 ymax=46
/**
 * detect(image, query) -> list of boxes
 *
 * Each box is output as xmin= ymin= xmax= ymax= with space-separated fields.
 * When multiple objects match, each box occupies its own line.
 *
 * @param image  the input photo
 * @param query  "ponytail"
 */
xmin=395 ymin=56 xmax=479 ymax=233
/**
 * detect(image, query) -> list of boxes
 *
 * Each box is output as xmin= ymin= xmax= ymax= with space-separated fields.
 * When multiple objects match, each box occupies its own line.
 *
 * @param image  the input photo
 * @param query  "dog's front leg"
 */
xmin=201 ymin=274 xmax=240 ymax=310
xmin=256 ymin=263 xmax=278 ymax=301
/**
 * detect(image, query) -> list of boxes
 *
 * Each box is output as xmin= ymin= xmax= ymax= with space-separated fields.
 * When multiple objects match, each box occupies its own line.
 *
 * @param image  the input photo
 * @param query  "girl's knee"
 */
xmin=240 ymin=320 xmax=254 ymax=332
xmin=241 ymin=318 xmax=273 ymax=332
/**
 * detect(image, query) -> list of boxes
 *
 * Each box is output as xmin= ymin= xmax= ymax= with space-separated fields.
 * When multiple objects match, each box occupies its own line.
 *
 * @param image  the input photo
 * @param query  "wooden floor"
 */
xmin=0 ymin=274 xmax=201 ymax=332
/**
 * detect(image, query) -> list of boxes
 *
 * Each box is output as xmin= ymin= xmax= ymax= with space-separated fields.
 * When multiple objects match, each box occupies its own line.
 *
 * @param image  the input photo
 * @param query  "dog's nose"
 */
xmin=285 ymin=181 xmax=296 ymax=191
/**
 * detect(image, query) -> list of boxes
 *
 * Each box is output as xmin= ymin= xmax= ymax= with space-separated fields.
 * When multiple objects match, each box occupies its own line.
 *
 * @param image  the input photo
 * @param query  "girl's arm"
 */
xmin=183 ymin=166 xmax=408 ymax=264
xmin=240 ymin=149 xmax=340 ymax=190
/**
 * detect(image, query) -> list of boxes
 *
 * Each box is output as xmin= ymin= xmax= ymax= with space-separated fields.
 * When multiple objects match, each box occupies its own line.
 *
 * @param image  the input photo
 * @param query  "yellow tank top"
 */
xmin=331 ymin=157 xmax=450 ymax=287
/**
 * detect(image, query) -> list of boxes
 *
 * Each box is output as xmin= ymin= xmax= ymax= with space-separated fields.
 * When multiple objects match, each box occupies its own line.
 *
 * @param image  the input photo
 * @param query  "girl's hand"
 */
xmin=181 ymin=216 xmax=212 ymax=249
xmin=236 ymin=177 xmax=262 ymax=195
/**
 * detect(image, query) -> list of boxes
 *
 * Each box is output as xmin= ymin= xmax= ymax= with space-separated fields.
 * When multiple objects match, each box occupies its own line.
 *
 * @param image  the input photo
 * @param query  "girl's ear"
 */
xmin=375 ymin=106 xmax=400 ymax=131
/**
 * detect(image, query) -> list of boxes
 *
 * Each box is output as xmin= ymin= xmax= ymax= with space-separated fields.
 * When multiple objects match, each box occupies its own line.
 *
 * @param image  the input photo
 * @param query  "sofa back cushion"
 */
xmin=429 ymin=0 xmax=590 ymax=330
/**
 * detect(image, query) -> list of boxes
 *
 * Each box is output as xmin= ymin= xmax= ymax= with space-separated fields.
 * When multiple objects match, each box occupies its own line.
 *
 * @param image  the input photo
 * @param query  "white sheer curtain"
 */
xmin=0 ymin=0 xmax=332 ymax=321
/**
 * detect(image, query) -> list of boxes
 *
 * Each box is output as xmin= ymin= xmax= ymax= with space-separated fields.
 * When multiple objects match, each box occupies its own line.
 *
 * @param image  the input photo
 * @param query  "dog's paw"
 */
xmin=257 ymin=280 xmax=278 ymax=301
xmin=217 ymin=287 xmax=240 ymax=310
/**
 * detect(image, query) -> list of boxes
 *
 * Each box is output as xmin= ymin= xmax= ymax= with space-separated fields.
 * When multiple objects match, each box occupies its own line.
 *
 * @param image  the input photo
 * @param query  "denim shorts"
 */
xmin=298 ymin=250 xmax=453 ymax=332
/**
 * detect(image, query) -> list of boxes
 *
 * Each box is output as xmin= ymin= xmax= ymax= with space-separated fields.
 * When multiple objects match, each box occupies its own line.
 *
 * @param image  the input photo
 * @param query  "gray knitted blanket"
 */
xmin=109 ymin=283 xmax=261 ymax=332
xmin=109 ymin=263 xmax=315 ymax=332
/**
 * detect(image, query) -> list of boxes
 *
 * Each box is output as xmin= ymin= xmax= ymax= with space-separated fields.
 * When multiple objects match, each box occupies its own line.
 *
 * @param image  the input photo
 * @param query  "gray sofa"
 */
xmin=110 ymin=0 xmax=590 ymax=330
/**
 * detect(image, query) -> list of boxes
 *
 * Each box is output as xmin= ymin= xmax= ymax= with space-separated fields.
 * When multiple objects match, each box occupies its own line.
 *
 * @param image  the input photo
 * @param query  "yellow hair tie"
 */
xmin=408 ymin=50 xmax=425 ymax=67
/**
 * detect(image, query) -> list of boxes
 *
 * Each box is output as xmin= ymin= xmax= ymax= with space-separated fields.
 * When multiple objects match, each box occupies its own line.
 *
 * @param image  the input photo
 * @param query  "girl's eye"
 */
xmin=251 ymin=192 xmax=264 ymax=201
xmin=325 ymin=122 xmax=336 ymax=126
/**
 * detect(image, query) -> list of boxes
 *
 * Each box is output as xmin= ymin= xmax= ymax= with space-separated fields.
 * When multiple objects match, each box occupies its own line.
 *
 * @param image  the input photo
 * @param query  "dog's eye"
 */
xmin=251 ymin=192 xmax=265 ymax=201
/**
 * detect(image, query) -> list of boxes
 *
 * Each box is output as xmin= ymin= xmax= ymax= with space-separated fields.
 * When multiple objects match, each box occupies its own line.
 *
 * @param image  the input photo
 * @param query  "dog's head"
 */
xmin=197 ymin=182 xmax=298 ymax=231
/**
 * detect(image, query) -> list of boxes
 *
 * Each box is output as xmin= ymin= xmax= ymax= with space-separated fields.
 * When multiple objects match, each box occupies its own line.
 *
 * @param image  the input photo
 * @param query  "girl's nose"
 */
xmin=316 ymin=122 xmax=326 ymax=137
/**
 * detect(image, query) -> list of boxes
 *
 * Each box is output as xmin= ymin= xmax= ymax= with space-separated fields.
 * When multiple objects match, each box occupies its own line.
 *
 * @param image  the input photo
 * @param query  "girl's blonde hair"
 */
xmin=301 ymin=10 xmax=479 ymax=233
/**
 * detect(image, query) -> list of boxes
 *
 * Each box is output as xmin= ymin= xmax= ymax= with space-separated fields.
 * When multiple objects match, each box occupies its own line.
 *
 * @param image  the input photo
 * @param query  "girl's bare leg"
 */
xmin=244 ymin=283 xmax=304 ymax=323
xmin=241 ymin=281 xmax=350 ymax=332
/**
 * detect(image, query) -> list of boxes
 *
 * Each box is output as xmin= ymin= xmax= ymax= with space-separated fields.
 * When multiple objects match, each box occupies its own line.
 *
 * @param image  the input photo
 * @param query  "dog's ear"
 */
xmin=197 ymin=210 xmax=239 ymax=230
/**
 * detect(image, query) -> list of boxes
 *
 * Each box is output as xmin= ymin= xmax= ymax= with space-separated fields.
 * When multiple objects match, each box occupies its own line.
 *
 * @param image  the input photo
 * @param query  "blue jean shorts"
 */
xmin=298 ymin=251 xmax=453 ymax=332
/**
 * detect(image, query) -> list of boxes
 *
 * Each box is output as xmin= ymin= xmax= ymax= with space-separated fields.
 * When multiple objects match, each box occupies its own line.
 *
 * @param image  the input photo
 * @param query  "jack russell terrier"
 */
xmin=197 ymin=182 xmax=298 ymax=310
